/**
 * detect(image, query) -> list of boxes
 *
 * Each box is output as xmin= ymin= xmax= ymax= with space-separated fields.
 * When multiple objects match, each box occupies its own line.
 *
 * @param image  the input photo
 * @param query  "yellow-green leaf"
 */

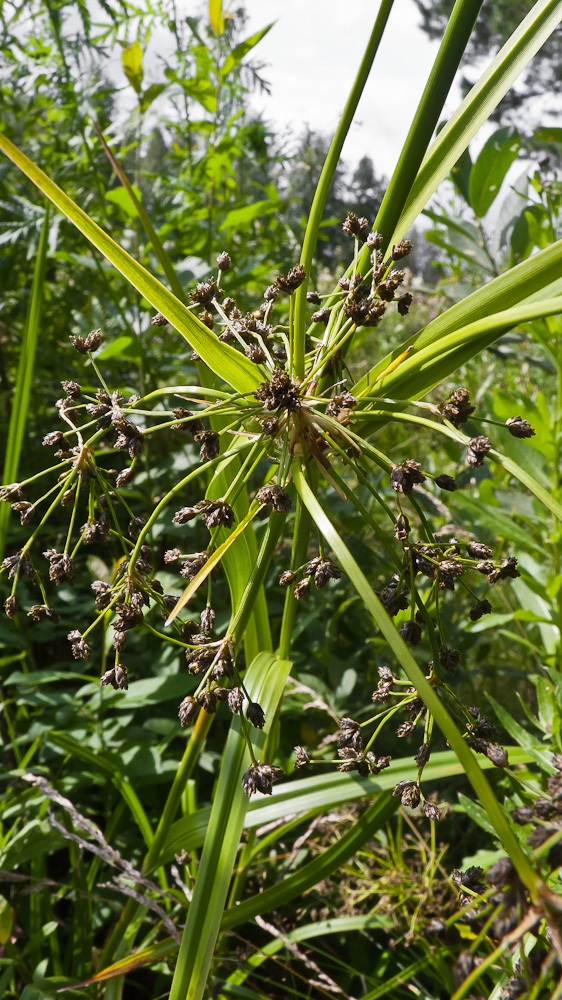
xmin=209 ymin=0 xmax=224 ymax=35
xmin=122 ymin=41 xmax=144 ymax=94
xmin=0 ymin=895 xmax=12 ymax=944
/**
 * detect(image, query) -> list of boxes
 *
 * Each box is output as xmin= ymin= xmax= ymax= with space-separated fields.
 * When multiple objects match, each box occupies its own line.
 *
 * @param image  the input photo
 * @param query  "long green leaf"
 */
xmin=169 ymin=652 xmax=292 ymax=1000
xmin=373 ymin=0 xmax=483 ymax=249
xmin=354 ymin=265 xmax=562 ymax=396
xmin=293 ymin=0 xmax=395 ymax=374
xmin=220 ymin=792 xmax=397 ymax=930
xmin=387 ymin=0 xmax=562 ymax=247
xmin=0 ymin=204 xmax=49 ymax=561
xmin=292 ymin=464 xmax=542 ymax=898
xmin=159 ymin=746 xmax=533 ymax=863
xmin=0 ymin=134 xmax=261 ymax=395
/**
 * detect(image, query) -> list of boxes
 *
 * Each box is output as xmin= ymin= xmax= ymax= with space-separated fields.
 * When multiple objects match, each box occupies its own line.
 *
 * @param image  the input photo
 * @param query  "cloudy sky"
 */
xmin=242 ymin=0 xmax=453 ymax=178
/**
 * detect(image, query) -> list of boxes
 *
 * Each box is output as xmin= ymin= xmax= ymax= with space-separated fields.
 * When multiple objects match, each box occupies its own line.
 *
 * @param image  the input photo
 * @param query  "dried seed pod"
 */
xmin=275 ymin=265 xmax=306 ymax=294
xmin=279 ymin=570 xmax=297 ymax=587
xmin=394 ymin=514 xmax=410 ymax=540
xmin=200 ymin=607 xmax=215 ymax=633
xmin=246 ymin=702 xmax=265 ymax=729
xmin=506 ymin=416 xmax=535 ymax=438
xmin=256 ymin=484 xmax=292 ymax=513
xmin=294 ymin=746 xmax=310 ymax=769
xmin=68 ymin=629 xmax=92 ymax=661
xmin=178 ymin=695 xmax=198 ymax=726
xmin=4 ymin=595 xmax=18 ymax=618
xmin=391 ymin=239 xmax=413 ymax=260
xmin=469 ymin=598 xmax=492 ymax=621
xmin=466 ymin=435 xmax=492 ymax=468
xmin=399 ymin=620 xmax=422 ymax=646
xmin=390 ymin=460 xmax=425 ymax=495
xmin=434 ymin=474 xmax=457 ymax=491
xmin=242 ymin=763 xmax=283 ymax=796
xmin=216 ymin=251 xmax=231 ymax=271
xmin=228 ymin=687 xmax=244 ymax=714
xmin=414 ymin=743 xmax=431 ymax=767
xmin=293 ymin=578 xmax=311 ymax=600
xmin=342 ymin=212 xmax=370 ymax=241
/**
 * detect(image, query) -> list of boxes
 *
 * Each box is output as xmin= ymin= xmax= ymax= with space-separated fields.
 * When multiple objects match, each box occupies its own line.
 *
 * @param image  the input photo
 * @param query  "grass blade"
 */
xmin=0 ymin=203 xmax=49 ymax=561
xmin=292 ymin=462 xmax=542 ymax=898
xmin=0 ymin=134 xmax=261 ymax=394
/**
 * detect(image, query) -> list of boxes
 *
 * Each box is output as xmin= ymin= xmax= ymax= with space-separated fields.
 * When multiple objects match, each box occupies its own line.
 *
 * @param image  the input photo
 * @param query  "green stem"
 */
xmin=293 ymin=0 xmax=396 ymax=376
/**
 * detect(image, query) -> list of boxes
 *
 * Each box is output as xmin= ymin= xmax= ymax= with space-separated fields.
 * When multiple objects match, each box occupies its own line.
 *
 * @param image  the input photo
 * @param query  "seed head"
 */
xmin=294 ymin=746 xmax=310 ymax=770
xmin=216 ymin=251 xmax=231 ymax=271
xmin=200 ymin=607 xmax=215 ymax=633
xmin=392 ymin=239 xmax=413 ymax=260
xmin=469 ymin=598 xmax=492 ymax=621
xmin=399 ymin=620 xmax=423 ymax=646
xmin=151 ymin=312 xmax=168 ymax=326
xmin=279 ymin=569 xmax=297 ymax=587
xmin=275 ymin=265 xmax=306 ymax=294
xmin=68 ymin=630 xmax=92 ymax=661
xmin=246 ymin=701 xmax=265 ymax=729
xmin=342 ymin=213 xmax=370 ymax=242
xmin=256 ymin=484 xmax=292 ymax=513
xmin=434 ymin=474 xmax=458 ymax=492
xmin=4 ymin=595 xmax=18 ymax=618
xmin=242 ymin=763 xmax=283 ymax=796
xmin=27 ymin=604 xmax=60 ymax=624
xmin=293 ymin=578 xmax=311 ymax=600
xmin=394 ymin=514 xmax=410 ymax=540
xmin=390 ymin=460 xmax=425 ymax=495
xmin=466 ymin=435 xmax=492 ymax=468
xmin=178 ymin=695 xmax=198 ymax=726
xmin=228 ymin=687 xmax=244 ymax=714
xmin=437 ymin=387 xmax=474 ymax=427
xmin=506 ymin=416 xmax=535 ymax=438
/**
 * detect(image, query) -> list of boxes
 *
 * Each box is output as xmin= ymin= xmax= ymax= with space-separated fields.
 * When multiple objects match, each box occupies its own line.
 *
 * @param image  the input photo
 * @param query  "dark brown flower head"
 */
xmin=216 ymin=251 xmax=231 ymax=271
xmin=376 ymin=271 xmax=405 ymax=301
xmin=91 ymin=580 xmax=112 ymax=609
xmin=311 ymin=307 xmax=330 ymax=325
xmin=127 ymin=515 xmax=146 ymax=541
xmin=43 ymin=430 xmax=65 ymax=447
xmin=195 ymin=430 xmax=220 ymax=463
xmin=199 ymin=310 xmax=214 ymax=330
xmin=178 ymin=695 xmax=198 ymax=726
xmin=415 ymin=743 xmax=431 ymax=768
xmin=181 ymin=552 xmax=212 ymax=581
xmin=366 ymin=753 xmax=391 ymax=775
xmin=486 ymin=743 xmax=509 ymax=767
xmin=313 ymin=559 xmax=341 ymax=589
xmin=378 ymin=582 xmax=409 ymax=617
xmin=276 ymin=264 xmax=306 ymax=294
xmin=116 ymin=466 xmax=136 ymax=488
xmin=342 ymin=213 xmax=370 ymax=242
xmin=439 ymin=645 xmax=461 ymax=675
xmin=68 ymin=629 xmax=91 ymax=661
xmin=173 ymin=506 xmax=198 ymax=525
xmin=0 ymin=483 xmax=25 ymax=503
xmin=434 ymin=474 xmax=458 ymax=492
xmin=113 ymin=606 xmax=143 ymax=633
xmin=254 ymin=368 xmax=301 ymax=412
xmin=366 ymin=231 xmax=383 ymax=250
xmin=151 ymin=312 xmax=168 ymax=327
xmin=396 ymin=720 xmax=416 ymax=737
xmin=466 ymin=435 xmax=492 ymax=468
xmin=392 ymin=779 xmax=419 ymax=806
xmin=468 ymin=541 xmax=492 ymax=559
xmin=263 ymin=284 xmax=279 ymax=302
xmin=337 ymin=748 xmax=369 ymax=776
xmin=397 ymin=292 xmax=413 ymax=316
xmin=279 ymin=569 xmax=297 ymax=587
xmin=438 ymin=559 xmax=464 ymax=591
xmin=228 ymin=687 xmax=244 ymax=714
xmin=198 ymin=688 xmax=218 ymax=714
xmin=199 ymin=500 xmax=235 ymax=530
xmin=326 ymin=391 xmax=358 ymax=418
xmin=487 ymin=556 xmax=520 ymax=583
xmin=4 ymin=595 xmax=18 ymax=618
xmin=392 ymin=239 xmax=413 ymax=260
xmin=394 ymin=513 xmax=410 ymax=541
xmin=242 ymin=763 xmax=284 ymax=796
xmin=423 ymin=800 xmax=442 ymax=821
xmin=12 ymin=501 xmax=35 ymax=525
xmin=27 ymin=604 xmax=60 ymax=624
xmin=400 ymin=620 xmax=423 ymax=646
xmin=306 ymin=290 xmax=322 ymax=305
xmin=294 ymin=746 xmax=310 ymax=770
xmin=469 ymin=598 xmax=492 ymax=621
xmin=200 ymin=607 xmax=215 ymax=633
xmin=190 ymin=278 xmax=218 ymax=306
xmin=437 ymin=387 xmax=474 ymax=427
xmin=261 ymin=416 xmax=278 ymax=436
xmin=390 ymin=460 xmax=426 ymax=495
xmin=245 ymin=344 xmax=264 ymax=364
xmin=62 ymin=380 xmax=81 ymax=399
xmin=293 ymin=578 xmax=311 ymax=600
xmin=246 ymin=701 xmax=266 ymax=730
xmin=506 ymin=416 xmax=535 ymax=438
xmin=256 ymin=484 xmax=292 ymax=513
xmin=44 ymin=549 xmax=74 ymax=585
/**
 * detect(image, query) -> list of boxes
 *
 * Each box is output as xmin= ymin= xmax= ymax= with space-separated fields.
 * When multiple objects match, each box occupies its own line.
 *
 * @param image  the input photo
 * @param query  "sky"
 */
xmin=241 ymin=0 xmax=451 ymax=179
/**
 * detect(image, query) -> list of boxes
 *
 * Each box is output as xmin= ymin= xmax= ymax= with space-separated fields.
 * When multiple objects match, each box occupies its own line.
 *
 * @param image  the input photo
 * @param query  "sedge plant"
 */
xmin=3 ymin=1 xmax=562 ymax=998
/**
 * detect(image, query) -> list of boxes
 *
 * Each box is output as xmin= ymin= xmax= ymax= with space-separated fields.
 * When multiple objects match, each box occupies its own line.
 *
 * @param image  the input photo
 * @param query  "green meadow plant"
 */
xmin=3 ymin=1 xmax=562 ymax=997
